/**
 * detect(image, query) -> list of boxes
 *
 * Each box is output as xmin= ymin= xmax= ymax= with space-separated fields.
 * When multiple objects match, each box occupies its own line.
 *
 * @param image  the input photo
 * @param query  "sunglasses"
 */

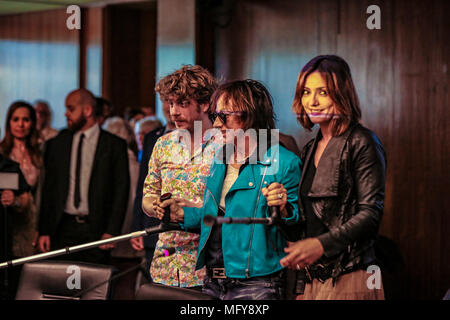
xmin=208 ymin=111 xmax=245 ymax=123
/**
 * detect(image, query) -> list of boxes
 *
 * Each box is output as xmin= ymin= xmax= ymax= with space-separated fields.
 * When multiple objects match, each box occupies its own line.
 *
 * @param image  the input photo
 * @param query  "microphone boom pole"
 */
xmin=0 ymin=192 xmax=178 ymax=270
xmin=0 ymin=221 xmax=181 ymax=270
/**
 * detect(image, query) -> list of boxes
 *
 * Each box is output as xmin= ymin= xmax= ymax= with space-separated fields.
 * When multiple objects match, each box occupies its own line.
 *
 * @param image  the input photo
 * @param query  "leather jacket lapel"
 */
xmin=308 ymin=124 xmax=357 ymax=198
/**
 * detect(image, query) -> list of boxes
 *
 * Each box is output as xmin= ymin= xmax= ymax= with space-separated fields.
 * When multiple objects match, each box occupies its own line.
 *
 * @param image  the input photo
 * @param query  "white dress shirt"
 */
xmin=64 ymin=124 xmax=100 ymax=215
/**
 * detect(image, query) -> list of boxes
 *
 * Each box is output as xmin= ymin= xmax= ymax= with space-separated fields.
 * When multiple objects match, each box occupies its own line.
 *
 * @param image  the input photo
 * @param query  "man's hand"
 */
xmin=142 ymin=195 xmax=159 ymax=217
xmin=31 ymin=231 xmax=39 ymax=248
xmin=38 ymin=235 xmax=51 ymax=253
xmin=130 ymin=236 xmax=144 ymax=251
xmin=153 ymin=198 xmax=185 ymax=223
xmin=99 ymin=233 xmax=116 ymax=250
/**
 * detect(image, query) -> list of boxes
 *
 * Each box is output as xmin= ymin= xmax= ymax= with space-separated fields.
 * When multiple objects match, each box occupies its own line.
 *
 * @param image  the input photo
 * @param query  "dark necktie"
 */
xmin=74 ymin=133 xmax=85 ymax=208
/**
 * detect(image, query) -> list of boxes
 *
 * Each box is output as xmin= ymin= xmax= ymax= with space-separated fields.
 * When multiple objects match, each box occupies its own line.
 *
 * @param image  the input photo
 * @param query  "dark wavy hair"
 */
xmin=292 ymin=55 xmax=361 ymax=136
xmin=155 ymin=65 xmax=217 ymax=107
xmin=0 ymin=100 xmax=42 ymax=168
xmin=209 ymin=79 xmax=276 ymax=131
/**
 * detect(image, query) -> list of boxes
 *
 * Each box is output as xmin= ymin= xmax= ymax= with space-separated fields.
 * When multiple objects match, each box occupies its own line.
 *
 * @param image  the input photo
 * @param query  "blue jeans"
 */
xmin=202 ymin=270 xmax=285 ymax=300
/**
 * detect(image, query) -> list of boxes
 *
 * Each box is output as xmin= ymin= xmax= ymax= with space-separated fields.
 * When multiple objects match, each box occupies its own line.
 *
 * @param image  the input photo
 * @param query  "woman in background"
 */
xmin=283 ymin=55 xmax=387 ymax=300
xmin=0 ymin=101 xmax=41 ymax=258
xmin=0 ymin=101 xmax=41 ymax=298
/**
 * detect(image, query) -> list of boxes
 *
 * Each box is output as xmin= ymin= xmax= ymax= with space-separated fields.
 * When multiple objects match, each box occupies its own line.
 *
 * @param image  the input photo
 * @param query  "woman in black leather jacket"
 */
xmin=280 ymin=55 xmax=387 ymax=299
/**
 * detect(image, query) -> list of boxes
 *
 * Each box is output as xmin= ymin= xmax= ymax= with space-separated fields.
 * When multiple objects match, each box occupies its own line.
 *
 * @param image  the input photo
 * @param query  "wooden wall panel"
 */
xmin=102 ymin=3 xmax=157 ymax=116
xmin=139 ymin=8 xmax=157 ymax=108
xmin=214 ymin=0 xmax=450 ymax=299
xmin=84 ymin=6 xmax=103 ymax=95
xmin=155 ymin=0 xmax=196 ymax=123
xmin=0 ymin=9 xmax=79 ymax=132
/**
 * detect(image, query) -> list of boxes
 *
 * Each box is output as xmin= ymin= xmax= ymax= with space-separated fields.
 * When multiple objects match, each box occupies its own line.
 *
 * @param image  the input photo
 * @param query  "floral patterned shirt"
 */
xmin=143 ymin=129 xmax=221 ymax=287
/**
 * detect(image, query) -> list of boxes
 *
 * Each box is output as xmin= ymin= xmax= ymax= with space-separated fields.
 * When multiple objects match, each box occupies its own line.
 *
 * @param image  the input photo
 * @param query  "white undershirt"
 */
xmin=219 ymin=165 xmax=240 ymax=209
xmin=64 ymin=124 xmax=100 ymax=215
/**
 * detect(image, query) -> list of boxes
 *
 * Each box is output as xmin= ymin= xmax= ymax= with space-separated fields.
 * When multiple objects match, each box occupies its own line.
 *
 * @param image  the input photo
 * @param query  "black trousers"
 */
xmin=52 ymin=213 xmax=109 ymax=265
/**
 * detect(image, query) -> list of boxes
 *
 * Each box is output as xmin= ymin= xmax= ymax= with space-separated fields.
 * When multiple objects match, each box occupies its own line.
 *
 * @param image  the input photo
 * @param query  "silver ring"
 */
xmin=278 ymin=193 xmax=283 ymax=199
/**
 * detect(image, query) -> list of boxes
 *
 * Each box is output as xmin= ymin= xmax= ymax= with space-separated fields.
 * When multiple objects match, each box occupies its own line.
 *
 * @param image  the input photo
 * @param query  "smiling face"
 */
xmin=300 ymin=72 xmax=338 ymax=125
xmin=10 ymin=107 xmax=32 ymax=140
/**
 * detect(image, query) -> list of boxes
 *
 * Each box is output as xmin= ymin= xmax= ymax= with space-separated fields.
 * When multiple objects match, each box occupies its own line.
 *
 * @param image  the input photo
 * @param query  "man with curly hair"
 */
xmin=141 ymin=65 xmax=219 ymax=289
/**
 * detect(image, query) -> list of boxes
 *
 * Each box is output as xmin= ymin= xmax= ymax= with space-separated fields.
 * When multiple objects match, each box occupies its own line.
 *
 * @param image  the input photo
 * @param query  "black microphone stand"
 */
xmin=204 ymin=206 xmax=297 ymax=241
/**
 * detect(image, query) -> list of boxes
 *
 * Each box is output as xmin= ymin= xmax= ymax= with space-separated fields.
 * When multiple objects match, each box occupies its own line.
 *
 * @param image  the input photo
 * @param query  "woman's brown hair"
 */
xmin=292 ymin=55 xmax=361 ymax=136
xmin=0 ymin=100 xmax=42 ymax=168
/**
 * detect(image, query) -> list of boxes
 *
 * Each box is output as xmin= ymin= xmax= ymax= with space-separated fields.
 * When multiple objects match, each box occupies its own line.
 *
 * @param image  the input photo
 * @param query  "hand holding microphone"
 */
xmin=152 ymin=193 xmax=185 ymax=223
xmin=204 ymin=182 xmax=288 ymax=226
xmin=262 ymin=182 xmax=288 ymax=216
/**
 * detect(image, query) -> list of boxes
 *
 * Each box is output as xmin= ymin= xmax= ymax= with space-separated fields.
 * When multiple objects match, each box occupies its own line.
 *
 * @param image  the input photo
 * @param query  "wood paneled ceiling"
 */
xmin=0 ymin=0 xmax=149 ymax=15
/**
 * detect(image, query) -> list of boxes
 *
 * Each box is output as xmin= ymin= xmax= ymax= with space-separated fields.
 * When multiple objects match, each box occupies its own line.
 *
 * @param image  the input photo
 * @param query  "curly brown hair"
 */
xmin=155 ymin=65 xmax=217 ymax=109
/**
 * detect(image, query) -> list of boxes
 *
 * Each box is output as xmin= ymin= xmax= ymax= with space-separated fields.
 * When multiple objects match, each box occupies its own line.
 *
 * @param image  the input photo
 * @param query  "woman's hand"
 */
xmin=153 ymin=198 xmax=185 ymax=223
xmin=262 ymin=182 xmax=288 ymax=214
xmin=280 ymin=238 xmax=324 ymax=270
xmin=1 ymin=190 xmax=16 ymax=207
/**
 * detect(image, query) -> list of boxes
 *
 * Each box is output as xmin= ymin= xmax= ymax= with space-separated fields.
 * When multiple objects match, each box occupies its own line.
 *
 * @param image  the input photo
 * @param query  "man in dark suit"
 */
xmin=38 ymin=88 xmax=129 ymax=264
xmin=130 ymin=99 xmax=175 ymax=275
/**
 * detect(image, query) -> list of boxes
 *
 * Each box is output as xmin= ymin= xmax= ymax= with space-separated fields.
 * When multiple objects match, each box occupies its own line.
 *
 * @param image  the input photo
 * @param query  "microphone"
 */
xmin=160 ymin=192 xmax=172 ymax=224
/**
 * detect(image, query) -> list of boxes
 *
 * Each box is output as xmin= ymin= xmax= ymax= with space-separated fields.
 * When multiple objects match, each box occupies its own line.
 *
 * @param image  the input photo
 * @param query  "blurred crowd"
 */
xmin=0 ymin=94 xmax=167 ymax=299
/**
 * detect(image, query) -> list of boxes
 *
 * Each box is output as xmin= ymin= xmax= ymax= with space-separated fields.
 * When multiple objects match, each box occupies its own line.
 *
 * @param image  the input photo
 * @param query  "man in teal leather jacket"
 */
xmin=154 ymin=80 xmax=301 ymax=300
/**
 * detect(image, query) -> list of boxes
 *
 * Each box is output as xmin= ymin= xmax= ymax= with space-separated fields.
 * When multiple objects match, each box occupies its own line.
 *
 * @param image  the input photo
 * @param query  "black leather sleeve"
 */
xmin=318 ymin=131 xmax=387 ymax=258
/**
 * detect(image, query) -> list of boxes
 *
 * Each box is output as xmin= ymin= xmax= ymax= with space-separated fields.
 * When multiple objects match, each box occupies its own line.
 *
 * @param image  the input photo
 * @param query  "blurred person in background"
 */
xmin=96 ymin=97 xmax=115 ymax=127
xmin=104 ymin=116 xmax=143 ymax=299
xmin=0 ymin=101 xmax=41 ymax=297
xmin=124 ymin=107 xmax=145 ymax=132
xmin=38 ymin=89 xmax=129 ymax=265
xmin=34 ymin=100 xmax=58 ymax=143
xmin=134 ymin=117 xmax=162 ymax=163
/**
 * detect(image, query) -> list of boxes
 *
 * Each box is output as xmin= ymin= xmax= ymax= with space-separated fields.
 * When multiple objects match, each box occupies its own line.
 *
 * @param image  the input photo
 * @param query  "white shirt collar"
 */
xmin=77 ymin=123 xmax=100 ymax=141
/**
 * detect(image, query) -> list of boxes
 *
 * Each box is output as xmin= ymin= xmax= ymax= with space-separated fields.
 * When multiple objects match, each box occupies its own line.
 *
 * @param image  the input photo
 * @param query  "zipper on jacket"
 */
xmin=245 ymin=166 xmax=268 ymax=278
xmin=198 ymin=187 xmax=218 ymax=255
